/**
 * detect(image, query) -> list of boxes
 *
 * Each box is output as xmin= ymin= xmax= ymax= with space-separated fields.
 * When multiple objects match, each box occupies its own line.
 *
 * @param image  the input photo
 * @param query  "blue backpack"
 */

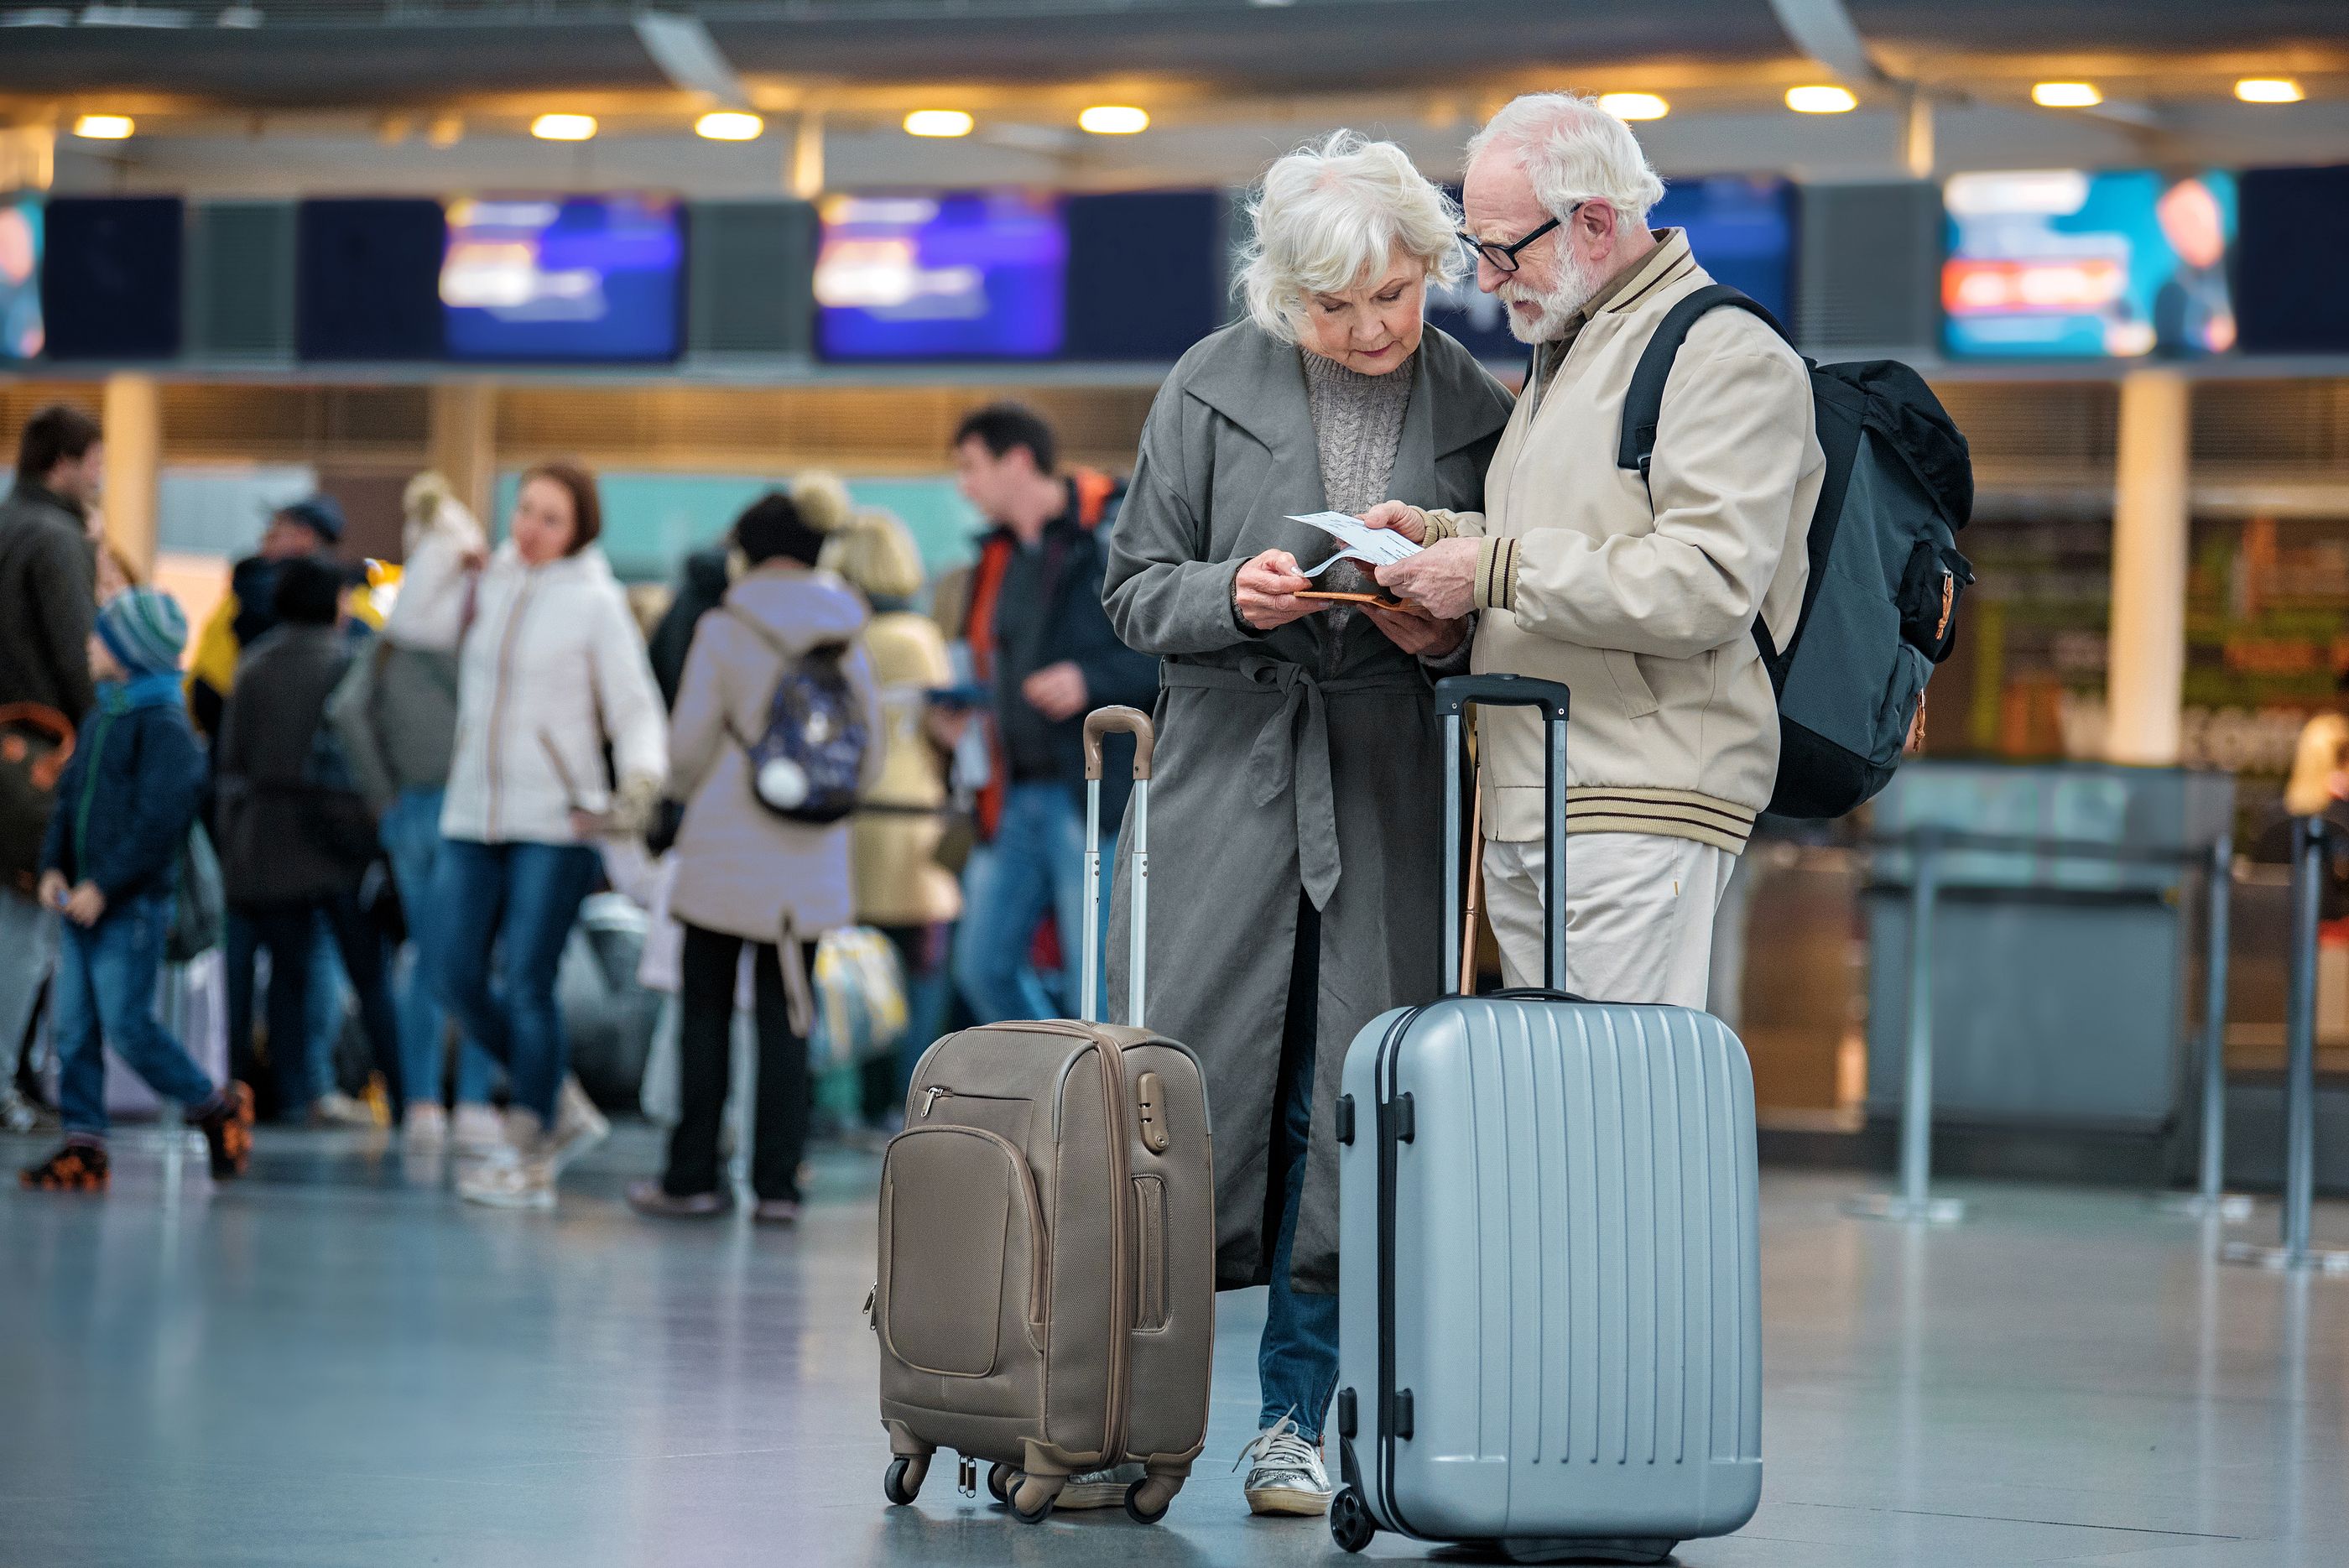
xmin=727 ymin=607 xmax=869 ymax=826
xmin=1619 ymin=284 xmax=1975 ymax=819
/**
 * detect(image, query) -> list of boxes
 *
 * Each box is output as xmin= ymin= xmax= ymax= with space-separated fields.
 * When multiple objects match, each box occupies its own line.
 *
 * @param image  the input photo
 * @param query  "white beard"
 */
xmin=1498 ymin=247 xmax=1611 ymax=346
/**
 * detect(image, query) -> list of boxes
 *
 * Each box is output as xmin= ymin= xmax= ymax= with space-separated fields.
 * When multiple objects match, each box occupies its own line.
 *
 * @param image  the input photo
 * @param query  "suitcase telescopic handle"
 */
xmin=1080 ymin=706 xmax=1155 ymax=1028
xmin=1432 ymin=675 xmax=1570 ymax=994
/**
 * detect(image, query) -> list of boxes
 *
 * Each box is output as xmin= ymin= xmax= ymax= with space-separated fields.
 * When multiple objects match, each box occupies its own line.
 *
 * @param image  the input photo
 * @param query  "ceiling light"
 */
xmin=695 ymin=111 xmax=763 ymax=142
xmin=2031 ymin=82 xmax=2102 ymax=108
xmin=1078 ymin=105 xmax=1150 ymax=135
xmin=904 ymin=110 xmax=974 ymax=138
xmin=2235 ymin=77 xmax=2304 ymax=104
xmin=1598 ymin=92 xmax=1669 ymax=122
xmin=72 ymin=113 xmax=136 ymax=139
xmin=530 ymin=112 xmax=596 ymax=142
xmin=1785 ymin=85 xmax=1857 ymax=114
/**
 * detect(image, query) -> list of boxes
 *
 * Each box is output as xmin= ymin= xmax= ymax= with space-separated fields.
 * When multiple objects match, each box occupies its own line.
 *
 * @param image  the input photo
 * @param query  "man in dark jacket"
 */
xmin=185 ymin=492 xmax=347 ymax=741
xmin=0 ymin=403 xmax=102 ymax=1129
xmin=214 ymin=557 xmax=404 ymax=1124
xmin=945 ymin=403 xmax=1159 ymax=1023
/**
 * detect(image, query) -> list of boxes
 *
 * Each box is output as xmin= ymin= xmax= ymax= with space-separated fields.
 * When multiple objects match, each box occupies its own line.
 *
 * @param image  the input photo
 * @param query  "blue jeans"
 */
xmin=1259 ymin=895 xmax=1339 ymax=1443
xmin=379 ymin=788 xmax=497 ymax=1110
xmin=954 ymin=783 xmax=1112 ymax=1024
xmin=224 ymin=908 xmax=353 ymax=1118
xmin=429 ymin=838 xmax=599 ymax=1127
xmin=55 ymin=890 xmax=220 ymax=1138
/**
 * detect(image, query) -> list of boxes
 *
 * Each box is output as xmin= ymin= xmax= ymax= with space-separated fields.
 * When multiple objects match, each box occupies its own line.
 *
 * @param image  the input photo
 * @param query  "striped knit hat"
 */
xmin=95 ymin=586 xmax=189 ymax=678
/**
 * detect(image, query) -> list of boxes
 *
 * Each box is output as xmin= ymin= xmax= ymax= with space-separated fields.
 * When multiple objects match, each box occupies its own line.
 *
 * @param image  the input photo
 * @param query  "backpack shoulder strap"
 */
xmin=1615 ymin=284 xmax=1793 ymax=477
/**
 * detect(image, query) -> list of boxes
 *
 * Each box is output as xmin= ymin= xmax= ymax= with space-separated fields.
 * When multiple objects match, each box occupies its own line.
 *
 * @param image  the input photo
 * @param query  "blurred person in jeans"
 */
xmin=327 ymin=471 xmax=505 ymax=1153
xmin=20 ymin=587 xmax=255 ymax=1190
xmin=427 ymin=461 xmax=665 ymax=1210
xmin=628 ymin=485 xmax=882 ymax=1223
xmin=946 ymin=403 xmax=1158 ymax=1024
xmin=0 ymin=404 xmax=102 ymax=1131
xmin=213 ymin=556 xmax=406 ymax=1126
xmin=825 ymin=508 xmax=962 ymax=1128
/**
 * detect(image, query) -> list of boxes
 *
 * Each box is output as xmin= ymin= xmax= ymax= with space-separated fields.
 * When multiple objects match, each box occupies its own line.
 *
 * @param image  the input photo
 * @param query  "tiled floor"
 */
xmin=3 ymin=1124 xmax=2345 ymax=1567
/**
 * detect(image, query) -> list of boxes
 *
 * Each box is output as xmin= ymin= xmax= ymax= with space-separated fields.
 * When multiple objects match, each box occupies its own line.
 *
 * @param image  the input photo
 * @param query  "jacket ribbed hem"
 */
xmin=1487 ymin=783 xmax=1756 ymax=854
xmin=1473 ymin=536 xmax=1519 ymax=612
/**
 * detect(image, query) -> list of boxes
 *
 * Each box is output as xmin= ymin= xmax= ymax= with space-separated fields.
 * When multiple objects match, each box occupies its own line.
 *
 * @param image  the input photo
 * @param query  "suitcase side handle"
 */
xmin=1434 ymin=675 xmax=1568 ymax=994
xmin=1081 ymin=706 xmax=1154 ymax=1028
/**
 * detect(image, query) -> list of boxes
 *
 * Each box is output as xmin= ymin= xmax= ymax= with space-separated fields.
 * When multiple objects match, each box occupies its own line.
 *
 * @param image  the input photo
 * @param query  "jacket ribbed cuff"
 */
xmin=1473 ymin=537 xmax=1518 ymax=613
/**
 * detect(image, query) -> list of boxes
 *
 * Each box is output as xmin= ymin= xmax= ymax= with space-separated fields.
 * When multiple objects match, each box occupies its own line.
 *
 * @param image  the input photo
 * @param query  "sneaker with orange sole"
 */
xmin=196 ymin=1081 xmax=255 ymax=1180
xmin=19 ymin=1142 xmax=110 ymax=1191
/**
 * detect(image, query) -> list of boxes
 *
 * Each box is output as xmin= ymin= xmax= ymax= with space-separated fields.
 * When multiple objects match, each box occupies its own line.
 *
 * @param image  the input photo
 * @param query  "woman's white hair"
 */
xmin=1464 ymin=93 xmax=1666 ymax=236
xmin=1236 ymin=130 xmax=1465 ymax=342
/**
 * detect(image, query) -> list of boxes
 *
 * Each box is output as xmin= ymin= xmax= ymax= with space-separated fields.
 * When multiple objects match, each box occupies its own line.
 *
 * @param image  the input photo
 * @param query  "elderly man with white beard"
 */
xmin=1367 ymin=93 xmax=1824 ymax=1008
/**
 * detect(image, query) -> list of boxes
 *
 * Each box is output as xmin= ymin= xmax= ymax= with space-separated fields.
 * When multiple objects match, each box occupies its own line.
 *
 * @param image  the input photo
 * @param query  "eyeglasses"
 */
xmin=1456 ymin=204 xmax=1581 ymax=275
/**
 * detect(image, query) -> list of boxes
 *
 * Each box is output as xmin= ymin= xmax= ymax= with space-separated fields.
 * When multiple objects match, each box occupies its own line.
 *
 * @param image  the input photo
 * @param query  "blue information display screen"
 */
xmin=1428 ymin=175 xmax=1794 ymax=362
xmin=815 ymin=192 xmax=1066 ymax=361
xmin=1943 ymin=169 xmax=2237 ymax=359
xmin=442 ymin=195 xmax=684 ymax=362
xmin=0 ymin=190 xmax=38 ymax=361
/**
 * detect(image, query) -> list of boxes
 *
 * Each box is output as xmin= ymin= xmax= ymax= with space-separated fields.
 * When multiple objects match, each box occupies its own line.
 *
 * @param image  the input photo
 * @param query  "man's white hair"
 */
xmin=1237 ymin=130 xmax=1465 ymax=342
xmin=1465 ymin=92 xmax=1666 ymax=235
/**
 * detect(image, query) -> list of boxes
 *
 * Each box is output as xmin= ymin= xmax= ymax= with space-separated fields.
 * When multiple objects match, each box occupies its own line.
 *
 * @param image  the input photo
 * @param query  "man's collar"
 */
xmin=9 ymin=479 xmax=86 ymax=521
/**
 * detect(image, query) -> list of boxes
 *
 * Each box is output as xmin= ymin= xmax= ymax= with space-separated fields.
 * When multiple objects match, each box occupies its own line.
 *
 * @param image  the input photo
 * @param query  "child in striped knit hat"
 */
xmin=20 ymin=587 xmax=254 ymax=1191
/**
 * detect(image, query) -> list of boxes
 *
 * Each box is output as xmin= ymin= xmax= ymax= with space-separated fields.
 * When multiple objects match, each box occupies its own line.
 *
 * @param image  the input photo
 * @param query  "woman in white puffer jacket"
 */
xmin=422 ymin=461 xmax=667 ymax=1209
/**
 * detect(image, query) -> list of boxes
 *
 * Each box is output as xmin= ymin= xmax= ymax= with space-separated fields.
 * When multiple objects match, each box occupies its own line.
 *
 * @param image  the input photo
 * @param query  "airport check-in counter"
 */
xmin=1863 ymin=761 xmax=2236 ymax=1180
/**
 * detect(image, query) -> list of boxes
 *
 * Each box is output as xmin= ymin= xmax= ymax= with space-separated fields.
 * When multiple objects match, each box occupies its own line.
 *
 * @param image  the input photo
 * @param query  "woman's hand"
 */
xmin=1357 ymin=501 xmax=1429 ymax=544
xmin=1233 ymin=550 xmax=1325 ymax=632
xmin=1362 ymin=602 xmax=1466 ymax=659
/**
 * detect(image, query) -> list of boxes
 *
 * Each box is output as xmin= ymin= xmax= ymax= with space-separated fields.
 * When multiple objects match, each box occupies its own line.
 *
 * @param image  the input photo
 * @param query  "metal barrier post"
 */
xmin=2222 ymin=817 xmax=2349 ymax=1274
xmin=1846 ymin=830 xmax=1966 ymax=1224
xmin=2160 ymin=834 xmax=2253 ymax=1221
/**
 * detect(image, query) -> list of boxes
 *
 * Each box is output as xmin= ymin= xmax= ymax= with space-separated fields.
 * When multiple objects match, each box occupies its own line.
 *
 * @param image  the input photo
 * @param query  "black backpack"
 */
xmin=1619 ymin=284 xmax=1975 ymax=819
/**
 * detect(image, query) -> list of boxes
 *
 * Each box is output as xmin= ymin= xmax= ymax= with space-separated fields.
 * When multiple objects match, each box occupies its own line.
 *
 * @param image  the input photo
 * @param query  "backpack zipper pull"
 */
xmin=921 ymin=1086 xmax=951 ymax=1117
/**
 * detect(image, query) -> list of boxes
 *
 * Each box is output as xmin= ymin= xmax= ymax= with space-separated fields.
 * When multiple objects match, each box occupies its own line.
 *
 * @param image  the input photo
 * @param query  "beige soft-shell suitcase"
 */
xmin=872 ymin=707 xmax=1216 ymax=1524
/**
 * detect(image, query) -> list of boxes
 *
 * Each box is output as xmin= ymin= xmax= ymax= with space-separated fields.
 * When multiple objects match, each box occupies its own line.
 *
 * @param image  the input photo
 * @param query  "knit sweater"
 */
xmin=1300 ymin=348 xmax=1414 ymax=654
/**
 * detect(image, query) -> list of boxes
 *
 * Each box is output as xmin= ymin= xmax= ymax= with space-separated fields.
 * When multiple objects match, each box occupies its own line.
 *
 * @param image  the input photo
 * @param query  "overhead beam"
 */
xmin=632 ymin=9 xmax=749 ymax=109
xmin=1764 ymin=0 xmax=1888 ymax=86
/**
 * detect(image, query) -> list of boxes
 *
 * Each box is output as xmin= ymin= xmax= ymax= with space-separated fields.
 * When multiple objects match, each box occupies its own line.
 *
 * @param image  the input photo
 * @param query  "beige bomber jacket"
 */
xmin=1420 ymin=231 xmax=1825 ymax=853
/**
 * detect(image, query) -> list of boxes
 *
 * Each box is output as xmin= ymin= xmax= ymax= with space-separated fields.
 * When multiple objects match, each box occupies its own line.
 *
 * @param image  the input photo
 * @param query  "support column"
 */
xmin=2106 ymin=367 xmax=2191 ymax=766
xmin=101 ymin=372 xmax=161 ymax=577
xmin=790 ymin=112 xmax=825 ymax=201
xmin=427 ymin=379 xmax=497 ymax=530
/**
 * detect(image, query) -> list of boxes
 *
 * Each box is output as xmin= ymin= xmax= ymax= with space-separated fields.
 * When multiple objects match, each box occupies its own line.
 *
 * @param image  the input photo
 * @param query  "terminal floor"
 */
xmin=3 ymin=1125 xmax=2345 ymax=1568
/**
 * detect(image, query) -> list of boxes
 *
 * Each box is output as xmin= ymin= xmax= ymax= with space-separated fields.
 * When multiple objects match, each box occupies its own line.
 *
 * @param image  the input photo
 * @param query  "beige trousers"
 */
xmin=1482 ymin=831 xmax=1733 ymax=1011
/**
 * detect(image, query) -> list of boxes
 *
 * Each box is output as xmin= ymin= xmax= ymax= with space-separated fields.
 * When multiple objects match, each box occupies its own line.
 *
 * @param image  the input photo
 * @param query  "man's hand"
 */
xmin=63 ymin=881 xmax=106 ymax=928
xmin=1376 ymin=537 xmax=1481 ymax=622
xmin=1357 ymin=501 xmax=1429 ymax=544
xmin=1362 ymin=602 xmax=1467 ymax=659
xmin=37 ymin=870 xmax=68 ymax=910
xmin=1022 ymin=660 xmax=1089 ymax=723
xmin=1233 ymin=550 xmax=1325 ymax=632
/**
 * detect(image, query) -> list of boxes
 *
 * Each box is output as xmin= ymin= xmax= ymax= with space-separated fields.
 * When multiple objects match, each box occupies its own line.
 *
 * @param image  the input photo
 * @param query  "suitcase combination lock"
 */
xmin=1136 ymin=1071 xmax=1170 ymax=1154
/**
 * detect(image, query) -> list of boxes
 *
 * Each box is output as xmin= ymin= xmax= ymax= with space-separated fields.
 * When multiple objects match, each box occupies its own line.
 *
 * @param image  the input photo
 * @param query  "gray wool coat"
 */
xmin=1102 ymin=321 xmax=1513 ymax=1295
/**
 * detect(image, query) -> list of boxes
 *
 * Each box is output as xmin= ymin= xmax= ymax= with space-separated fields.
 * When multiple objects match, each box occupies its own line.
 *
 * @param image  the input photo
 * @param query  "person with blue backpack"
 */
xmin=628 ymin=485 xmax=883 ymax=1225
xmin=1374 ymin=92 xmax=1972 ymax=1009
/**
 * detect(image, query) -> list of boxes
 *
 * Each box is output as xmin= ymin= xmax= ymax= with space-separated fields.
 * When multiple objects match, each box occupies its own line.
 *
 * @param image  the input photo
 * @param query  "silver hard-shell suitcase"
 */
xmin=1331 ymin=674 xmax=1763 ymax=1563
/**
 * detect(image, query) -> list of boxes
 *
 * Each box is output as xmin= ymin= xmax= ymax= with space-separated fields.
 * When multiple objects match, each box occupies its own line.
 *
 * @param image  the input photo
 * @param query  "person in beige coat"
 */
xmin=628 ymin=488 xmax=883 ymax=1224
xmin=1373 ymin=92 xmax=1825 ymax=1009
xmin=826 ymin=508 xmax=962 ymax=1127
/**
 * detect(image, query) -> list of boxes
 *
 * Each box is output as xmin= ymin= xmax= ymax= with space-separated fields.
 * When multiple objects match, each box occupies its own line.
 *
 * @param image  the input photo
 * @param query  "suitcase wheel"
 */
xmin=1122 ymin=1474 xmax=1179 ymax=1524
xmin=883 ymin=1455 xmax=927 ymax=1507
xmin=985 ymin=1463 xmax=1018 ymax=1507
xmin=1008 ymin=1472 xmax=1060 ymax=1524
xmin=1330 ymin=1487 xmax=1376 ymax=1553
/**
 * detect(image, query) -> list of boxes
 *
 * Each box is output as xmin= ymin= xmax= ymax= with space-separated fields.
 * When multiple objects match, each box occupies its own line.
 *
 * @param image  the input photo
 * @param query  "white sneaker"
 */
xmin=1055 ymin=1461 xmax=1146 ymax=1510
xmin=1237 ymin=1413 xmax=1331 ymax=1517
xmin=451 ymin=1103 xmax=506 ymax=1154
xmin=403 ymin=1102 xmax=449 ymax=1150
xmin=456 ymin=1144 xmax=555 ymax=1210
xmin=547 ymin=1076 xmax=609 ymax=1172
xmin=310 ymin=1090 xmax=378 ymax=1128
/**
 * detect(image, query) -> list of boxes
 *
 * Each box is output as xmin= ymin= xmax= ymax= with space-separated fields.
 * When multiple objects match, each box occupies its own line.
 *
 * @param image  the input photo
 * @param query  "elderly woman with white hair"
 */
xmin=1100 ymin=131 xmax=1512 ymax=1518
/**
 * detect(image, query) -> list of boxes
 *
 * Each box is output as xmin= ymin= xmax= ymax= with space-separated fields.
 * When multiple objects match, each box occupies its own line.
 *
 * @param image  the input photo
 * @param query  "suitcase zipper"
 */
xmin=1095 ymin=1040 xmax=1135 ymax=1465
xmin=1371 ymin=1003 xmax=1433 ymax=1541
